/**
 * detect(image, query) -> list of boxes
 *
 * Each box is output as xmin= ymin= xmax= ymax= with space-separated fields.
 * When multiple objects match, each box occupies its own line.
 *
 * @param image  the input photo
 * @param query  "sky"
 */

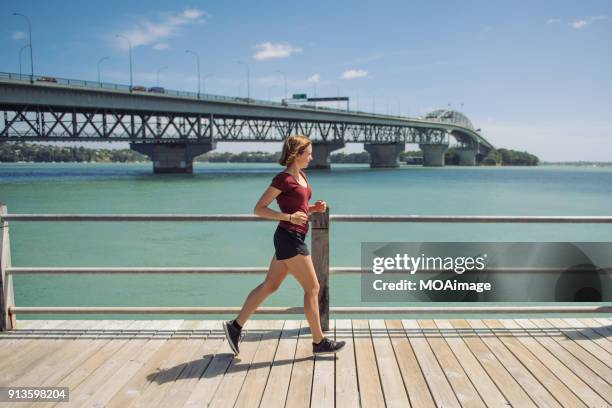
xmin=1 ymin=0 xmax=611 ymax=161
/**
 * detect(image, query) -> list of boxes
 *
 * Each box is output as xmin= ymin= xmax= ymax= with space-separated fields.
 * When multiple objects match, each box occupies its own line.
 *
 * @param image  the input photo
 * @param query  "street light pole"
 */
xmin=237 ymin=61 xmax=250 ymax=100
xmin=115 ymin=34 xmax=133 ymax=90
xmin=12 ymin=13 xmax=34 ymax=83
xmin=185 ymin=50 xmax=201 ymax=98
xmin=18 ymin=44 xmax=30 ymax=78
xmin=156 ymin=66 xmax=168 ymax=87
xmin=97 ymin=56 xmax=110 ymax=83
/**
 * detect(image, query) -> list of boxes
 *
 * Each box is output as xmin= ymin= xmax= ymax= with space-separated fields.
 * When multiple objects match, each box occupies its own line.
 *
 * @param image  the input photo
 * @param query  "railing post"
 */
xmin=0 ymin=203 xmax=15 ymax=331
xmin=311 ymin=207 xmax=330 ymax=331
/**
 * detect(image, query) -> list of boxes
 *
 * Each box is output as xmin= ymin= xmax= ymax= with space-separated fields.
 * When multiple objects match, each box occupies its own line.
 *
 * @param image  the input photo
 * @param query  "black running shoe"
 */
xmin=223 ymin=320 xmax=242 ymax=355
xmin=313 ymin=337 xmax=346 ymax=355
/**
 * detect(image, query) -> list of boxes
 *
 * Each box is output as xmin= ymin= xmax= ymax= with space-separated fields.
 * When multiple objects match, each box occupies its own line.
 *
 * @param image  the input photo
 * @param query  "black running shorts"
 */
xmin=273 ymin=225 xmax=309 ymax=260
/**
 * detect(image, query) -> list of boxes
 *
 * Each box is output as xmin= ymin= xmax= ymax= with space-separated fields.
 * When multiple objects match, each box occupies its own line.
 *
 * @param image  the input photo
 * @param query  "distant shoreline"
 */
xmin=3 ymin=161 xmax=610 ymax=166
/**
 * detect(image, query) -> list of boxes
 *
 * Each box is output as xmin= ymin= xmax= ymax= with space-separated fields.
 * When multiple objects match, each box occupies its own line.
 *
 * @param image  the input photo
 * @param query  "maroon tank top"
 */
xmin=270 ymin=170 xmax=312 ymax=234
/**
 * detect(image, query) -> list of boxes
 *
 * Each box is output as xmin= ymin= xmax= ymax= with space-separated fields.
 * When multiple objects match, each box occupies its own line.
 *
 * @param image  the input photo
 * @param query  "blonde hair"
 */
xmin=278 ymin=135 xmax=311 ymax=166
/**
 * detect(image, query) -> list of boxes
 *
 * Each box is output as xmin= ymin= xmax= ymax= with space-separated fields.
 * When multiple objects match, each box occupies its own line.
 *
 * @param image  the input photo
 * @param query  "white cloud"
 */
xmin=114 ymin=8 xmax=205 ymax=49
xmin=12 ymin=31 xmax=26 ymax=40
xmin=546 ymin=18 xmax=561 ymax=25
xmin=307 ymin=74 xmax=320 ymax=83
xmin=182 ymin=8 xmax=204 ymax=19
xmin=253 ymin=42 xmax=302 ymax=60
xmin=342 ymin=69 xmax=368 ymax=79
xmin=571 ymin=19 xmax=588 ymax=29
xmin=570 ymin=15 xmax=609 ymax=29
xmin=152 ymin=42 xmax=169 ymax=50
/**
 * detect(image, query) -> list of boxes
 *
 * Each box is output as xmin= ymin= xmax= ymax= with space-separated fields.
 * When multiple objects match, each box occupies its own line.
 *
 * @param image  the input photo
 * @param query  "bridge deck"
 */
xmin=0 ymin=318 xmax=610 ymax=407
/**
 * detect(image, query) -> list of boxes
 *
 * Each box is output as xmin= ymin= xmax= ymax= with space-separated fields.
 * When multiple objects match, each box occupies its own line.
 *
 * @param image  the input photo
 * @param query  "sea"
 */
xmin=1 ymin=162 xmax=611 ymax=320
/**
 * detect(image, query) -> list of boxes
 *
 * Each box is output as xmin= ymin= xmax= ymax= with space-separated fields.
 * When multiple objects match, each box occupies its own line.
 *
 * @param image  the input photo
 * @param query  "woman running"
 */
xmin=223 ymin=135 xmax=345 ymax=355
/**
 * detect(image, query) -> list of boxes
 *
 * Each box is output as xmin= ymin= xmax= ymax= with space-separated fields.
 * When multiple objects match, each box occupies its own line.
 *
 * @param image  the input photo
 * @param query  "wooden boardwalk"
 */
xmin=0 ymin=318 xmax=610 ymax=407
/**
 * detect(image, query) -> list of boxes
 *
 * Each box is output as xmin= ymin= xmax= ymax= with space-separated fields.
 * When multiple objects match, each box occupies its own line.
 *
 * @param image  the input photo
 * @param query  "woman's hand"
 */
xmin=311 ymin=200 xmax=327 ymax=213
xmin=288 ymin=211 xmax=309 ymax=225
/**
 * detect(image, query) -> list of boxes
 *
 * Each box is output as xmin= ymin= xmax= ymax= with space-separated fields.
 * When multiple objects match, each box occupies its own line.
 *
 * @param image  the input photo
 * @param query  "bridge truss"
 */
xmin=1 ymin=105 xmax=453 ymax=146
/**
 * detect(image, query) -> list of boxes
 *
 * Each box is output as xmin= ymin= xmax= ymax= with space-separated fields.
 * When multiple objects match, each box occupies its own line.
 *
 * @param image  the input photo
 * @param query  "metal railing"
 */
xmin=0 ymin=71 xmax=460 ymax=123
xmin=1 ymin=203 xmax=611 ymax=331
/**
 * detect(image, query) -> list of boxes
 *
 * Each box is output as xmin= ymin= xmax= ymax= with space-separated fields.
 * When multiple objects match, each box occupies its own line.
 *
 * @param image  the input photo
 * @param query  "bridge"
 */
xmin=0 ymin=72 xmax=494 ymax=173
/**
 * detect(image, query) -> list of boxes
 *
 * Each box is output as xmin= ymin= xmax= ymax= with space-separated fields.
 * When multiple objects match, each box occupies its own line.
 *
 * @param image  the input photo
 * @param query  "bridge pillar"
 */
xmin=419 ymin=143 xmax=448 ymax=167
xmin=308 ymin=141 xmax=346 ymax=170
xmin=130 ymin=141 xmax=216 ymax=174
xmin=457 ymin=149 xmax=477 ymax=166
xmin=363 ymin=143 xmax=405 ymax=168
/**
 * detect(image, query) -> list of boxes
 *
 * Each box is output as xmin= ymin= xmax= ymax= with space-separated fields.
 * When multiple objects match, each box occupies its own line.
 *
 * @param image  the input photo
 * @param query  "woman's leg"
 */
xmin=284 ymin=254 xmax=324 ymax=344
xmin=234 ymin=255 xmax=288 ymax=327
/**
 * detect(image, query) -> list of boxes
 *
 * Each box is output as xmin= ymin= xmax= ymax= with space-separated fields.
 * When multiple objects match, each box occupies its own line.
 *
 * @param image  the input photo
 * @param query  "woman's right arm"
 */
xmin=253 ymin=186 xmax=290 ymax=221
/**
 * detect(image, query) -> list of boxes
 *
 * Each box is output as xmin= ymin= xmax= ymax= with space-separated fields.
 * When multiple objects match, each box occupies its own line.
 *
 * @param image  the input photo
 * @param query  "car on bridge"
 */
xmin=147 ymin=87 xmax=165 ymax=94
xmin=130 ymin=85 xmax=146 ymax=92
xmin=36 ymin=76 xmax=57 ymax=83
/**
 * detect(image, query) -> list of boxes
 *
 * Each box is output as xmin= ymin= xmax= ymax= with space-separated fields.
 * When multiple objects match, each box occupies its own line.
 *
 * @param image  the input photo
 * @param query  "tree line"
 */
xmin=0 ymin=142 xmax=538 ymax=166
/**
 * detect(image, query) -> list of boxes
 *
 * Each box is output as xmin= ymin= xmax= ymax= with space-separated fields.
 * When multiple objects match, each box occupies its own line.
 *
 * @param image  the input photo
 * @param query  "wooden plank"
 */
xmin=3 ymin=320 xmax=127 ymax=386
xmin=500 ymin=319 xmax=609 ymax=407
xmin=284 ymin=321 xmax=315 ymax=408
xmin=515 ymin=318 xmax=612 ymax=403
xmin=401 ymin=320 xmax=460 ymax=408
xmin=18 ymin=321 xmax=143 ymax=408
xmin=206 ymin=319 xmax=267 ymax=407
xmin=334 ymin=319 xmax=360 ymax=408
xmin=154 ymin=320 xmax=225 ymax=408
xmin=259 ymin=320 xmax=302 ymax=408
xmin=366 ymin=319 xmax=411 ymax=407
xmin=49 ymin=320 xmax=179 ymax=408
xmin=22 ymin=320 xmax=139 ymax=390
xmin=483 ymin=319 xmax=587 ymax=408
xmin=529 ymin=318 xmax=612 ymax=386
xmin=0 ymin=319 xmax=70 ymax=365
xmin=0 ymin=319 xmax=58 ymax=335
xmin=28 ymin=320 xmax=159 ymax=408
xmin=418 ymin=320 xmax=484 ymax=408
xmin=113 ymin=320 xmax=208 ymax=407
xmin=310 ymin=320 xmax=336 ymax=408
xmin=582 ymin=318 xmax=612 ymax=341
xmin=311 ymin=209 xmax=330 ymax=331
xmin=594 ymin=317 xmax=612 ymax=329
xmin=88 ymin=320 xmax=208 ymax=408
xmin=563 ymin=318 xmax=612 ymax=351
xmin=62 ymin=320 xmax=183 ymax=406
xmin=546 ymin=318 xmax=612 ymax=368
xmin=441 ymin=319 xmax=535 ymax=408
xmin=0 ymin=319 xmax=49 ymax=330
xmin=420 ymin=319 xmax=508 ymax=407
xmin=176 ymin=321 xmax=238 ymax=408
xmin=353 ymin=319 xmax=386 ymax=407
xmin=385 ymin=320 xmax=435 ymax=408
xmin=467 ymin=320 xmax=561 ymax=408
xmin=580 ymin=317 xmax=612 ymax=341
xmin=234 ymin=320 xmax=285 ymax=408
xmin=0 ymin=203 xmax=15 ymax=331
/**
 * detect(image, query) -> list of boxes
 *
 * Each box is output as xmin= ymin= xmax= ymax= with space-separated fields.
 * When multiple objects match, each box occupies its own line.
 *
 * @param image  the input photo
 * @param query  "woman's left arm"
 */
xmin=309 ymin=200 xmax=327 ymax=213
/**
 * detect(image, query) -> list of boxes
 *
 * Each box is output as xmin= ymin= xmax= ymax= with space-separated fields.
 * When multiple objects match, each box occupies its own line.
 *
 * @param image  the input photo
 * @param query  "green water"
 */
xmin=1 ymin=162 xmax=611 ymax=320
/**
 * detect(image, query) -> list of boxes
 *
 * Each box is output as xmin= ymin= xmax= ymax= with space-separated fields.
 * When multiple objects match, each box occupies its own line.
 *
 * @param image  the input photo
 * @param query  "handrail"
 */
xmin=3 ymin=214 xmax=612 ymax=223
xmin=1 ymin=203 xmax=611 ymax=332
xmin=6 ymin=266 xmax=609 ymax=275
xmin=10 ymin=306 xmax=612 ymax=314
